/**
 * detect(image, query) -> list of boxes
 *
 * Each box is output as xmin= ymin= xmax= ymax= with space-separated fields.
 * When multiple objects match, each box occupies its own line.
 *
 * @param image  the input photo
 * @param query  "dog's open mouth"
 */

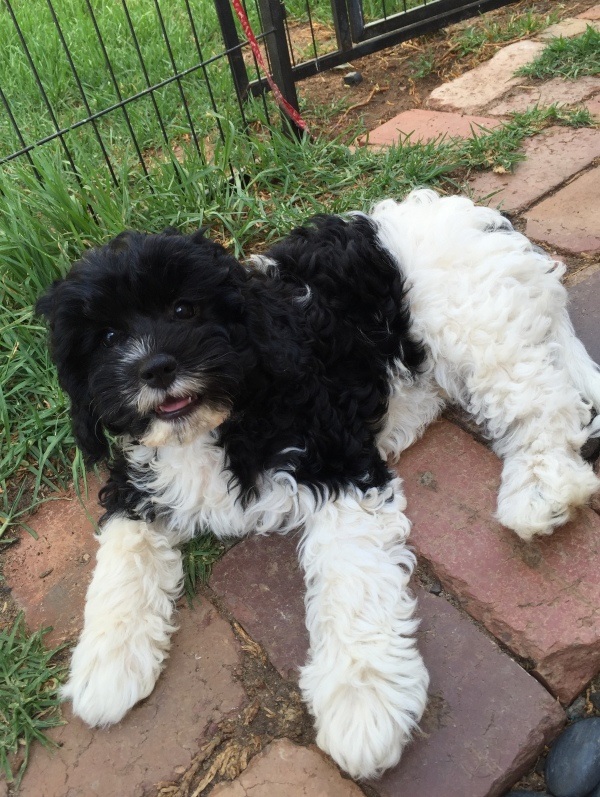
xmin=155 ymin=394 xmax=200 ymax=420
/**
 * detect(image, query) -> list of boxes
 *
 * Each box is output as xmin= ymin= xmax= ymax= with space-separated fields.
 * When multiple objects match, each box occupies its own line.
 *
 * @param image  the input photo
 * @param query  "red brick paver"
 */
xmin=428 ymin=41 xmax=544 ymax=113
xmin=18 ymin=599 xmax=246 ymax=797
xmin=468 ymin=126 xmax=600 ymax=213
xmin=538 ymin=18 xmax=600 ymax=39
xmin=578 ymin=4 xmax=600 ymax=20
xmin=396 ymin=420 xmax=600 ymax=702
xmin=211 ymin=534 xmax=564 ymax=796
xmin=363 ymin=109 xmax=501 ymax=147
xmin=487 ymin=77 xmax=600 ymax=116
xmin=524 ymin=166 xmax=600 ymax=254
xmin=4 ymin=477 xmax=103 ymax=646
xmin=210 ymin=740 xmax=364 ymax=797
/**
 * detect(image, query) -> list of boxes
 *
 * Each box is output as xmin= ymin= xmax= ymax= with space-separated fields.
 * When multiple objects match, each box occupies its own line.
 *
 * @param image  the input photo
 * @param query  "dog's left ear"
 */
xmin=36 ymin=279 xmax=110 ymax=464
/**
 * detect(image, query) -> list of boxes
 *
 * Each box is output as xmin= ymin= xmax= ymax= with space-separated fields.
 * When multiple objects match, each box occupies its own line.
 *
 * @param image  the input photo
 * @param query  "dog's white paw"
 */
xmin=497 ymin=454 xmax=600 ymax=541
xmin=62 ymin=626 xmax=168 ymax=726
xmin=300 ymin=653 xmax=429 ymax=780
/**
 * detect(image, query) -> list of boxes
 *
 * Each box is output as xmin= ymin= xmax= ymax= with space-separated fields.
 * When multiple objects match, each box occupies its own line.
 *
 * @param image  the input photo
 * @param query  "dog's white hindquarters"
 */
xmin=373 ymin=191 xmax=600 ymax=540
xmin=37 ymin=188 xmax=600 ymax=780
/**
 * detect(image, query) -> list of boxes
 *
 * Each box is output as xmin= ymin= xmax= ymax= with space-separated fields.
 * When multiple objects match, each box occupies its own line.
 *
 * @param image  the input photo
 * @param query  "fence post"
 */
xmin=330 ymin=0 xmax=353 ymax=51
xmin=256 ymin=0 xmax=303 ymax=138
xmin=213 ymin=0 xmax=251 ymax=106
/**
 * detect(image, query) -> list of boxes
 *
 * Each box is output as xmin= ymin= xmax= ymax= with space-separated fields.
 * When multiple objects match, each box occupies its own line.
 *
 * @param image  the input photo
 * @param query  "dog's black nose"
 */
xmin=139 ymin=354 xmax=178 ymax=389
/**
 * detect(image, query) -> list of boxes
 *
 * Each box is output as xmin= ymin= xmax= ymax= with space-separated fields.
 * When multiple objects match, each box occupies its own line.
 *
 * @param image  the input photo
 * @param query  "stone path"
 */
xmin=4 ymin=7 xmax=600 ymax=796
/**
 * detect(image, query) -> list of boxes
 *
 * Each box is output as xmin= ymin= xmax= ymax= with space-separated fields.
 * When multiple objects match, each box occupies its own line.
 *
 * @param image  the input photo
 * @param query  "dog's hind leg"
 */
xmin=449 ymin=352 xmax=600 ymax=541
xmin=298 ymin=479 xmax=428 ymax=780
xmin=61 ymin=515 xmax=183 ymax=726
xmin=377 ymin=365 xmax=444 ymax=461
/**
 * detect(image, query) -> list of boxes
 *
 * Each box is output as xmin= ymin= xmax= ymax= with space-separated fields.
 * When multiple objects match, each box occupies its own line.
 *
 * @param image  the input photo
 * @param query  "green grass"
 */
xmin=0 ymin=615 xmax=66 ymax=786
xmin=516 ymin=25 xmax=600 ymax=79
xmin=181 ymin=536 xmax=226 ymax=604
xmin=451 ymin=8 xmax=560 ymax=58
xmin=0 ymin=0 xmax=232 ymax=164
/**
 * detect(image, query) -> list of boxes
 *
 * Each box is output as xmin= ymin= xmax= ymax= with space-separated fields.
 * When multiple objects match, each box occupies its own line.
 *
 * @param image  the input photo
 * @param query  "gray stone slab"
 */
xmin=569 ymin=269 xmax=600 ymax=366
xmin=210 ymin=534 xmax=564 ymax=796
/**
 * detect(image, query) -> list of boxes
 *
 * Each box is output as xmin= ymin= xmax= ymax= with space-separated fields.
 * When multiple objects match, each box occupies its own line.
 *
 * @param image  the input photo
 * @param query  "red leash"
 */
xmin=230 ymin=0 xmax=310 ymax=134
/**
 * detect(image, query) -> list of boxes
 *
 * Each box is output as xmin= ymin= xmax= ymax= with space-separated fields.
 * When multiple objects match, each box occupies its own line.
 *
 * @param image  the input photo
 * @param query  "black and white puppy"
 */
xmin=37 ymin=189 xmax=600 ymax=780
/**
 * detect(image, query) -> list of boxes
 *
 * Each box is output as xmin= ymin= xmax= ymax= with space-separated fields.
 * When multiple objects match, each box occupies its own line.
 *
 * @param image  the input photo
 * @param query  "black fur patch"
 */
xmin=37 ymin=215 xmax=424 ymax=521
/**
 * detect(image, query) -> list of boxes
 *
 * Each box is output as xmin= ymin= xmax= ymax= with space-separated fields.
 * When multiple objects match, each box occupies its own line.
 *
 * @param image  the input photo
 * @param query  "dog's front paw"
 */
xmin=61 ymin=627 xmax=167 ymax=726
xmin=300 ymin=653 xmax=429 ymax=780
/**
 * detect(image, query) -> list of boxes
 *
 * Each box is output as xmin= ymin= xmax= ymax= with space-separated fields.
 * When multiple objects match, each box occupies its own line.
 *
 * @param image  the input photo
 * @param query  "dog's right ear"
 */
xmin=36 ymin=279 xmax=110 ymax=464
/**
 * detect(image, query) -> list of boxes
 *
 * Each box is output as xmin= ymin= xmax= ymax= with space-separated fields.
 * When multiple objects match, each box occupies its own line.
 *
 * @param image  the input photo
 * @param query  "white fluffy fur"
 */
xmin=373 ymin=190 xmax=600 ymax=540
xmin=63 ymin=190 xmax=600 ymax=780
xmin=61 ymin=515 xmax=183 ymax=725
xmin=299 ymin=479 xmax=428 ymax=779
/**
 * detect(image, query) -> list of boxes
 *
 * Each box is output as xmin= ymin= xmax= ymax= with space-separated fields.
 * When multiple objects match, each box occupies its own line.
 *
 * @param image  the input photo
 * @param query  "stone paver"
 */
xmin=210 ymin=740 xmax=364 ymax=797
xmin=568 ymin=268 xmax=600 ymax=367
xmin=3 ymin=477 xmax=104 ymax=645
xmin=487 ymin=76 xmax=600 ymax=116
xmin=428 ymin=41 xmax=545 ymax=113
xmin=18 ymin=598 xmax=246 ymax=797
xmin=374 ymin=590 xmax=563 ymax=797
xmin=211 ymin=532 xmax=307 ymax=681
xmin=395 ymin=419 xmax=600 ymax=703
xmin=363 ymin=109 xmax=501 ymax=147
xmin=468 ymin=126 xmax=600 ymax=213
xmin=587 ymin=92 xmax=600 ymax=119
xmin=538 ymin=18 xmax=600 ymax=39
xmin=578 ymin=4 xmax=600 ymax=20
xmin=211 ymin=534 xmax=564 ymax=796
xmin=524 ymin=166 xmax=600 ymax=254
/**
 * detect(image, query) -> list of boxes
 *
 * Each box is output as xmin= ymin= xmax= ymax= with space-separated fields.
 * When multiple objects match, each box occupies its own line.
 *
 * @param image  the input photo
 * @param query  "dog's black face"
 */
xmin=36 ymin=229 xmax=250 ymax=460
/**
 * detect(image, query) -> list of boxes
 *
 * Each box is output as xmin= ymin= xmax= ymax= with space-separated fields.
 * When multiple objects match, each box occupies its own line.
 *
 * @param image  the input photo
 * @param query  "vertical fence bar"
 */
xmin=4 ymin=0 xmax=82 ymax=186
xmin=46 ymin=0 xmax=119 ymax=187
xmin=330 ymin=0 xmax=354 ymax=51
xmin=153 ymin=0 xmax=205 ymax=163
xmin=83 ymin=0 xmax=152 ymax=182
xmin=184 ymin=0 xmax=229 ymax=145
xmin=213 ymin=0 xmax=252 ymax=116
xmin=121 ymin=0 xmax=184 ymax=180
xmin=0 ymin=86 xmax=39 ymax=174
xmin=256 ymin=0 xmax=303 ymax=136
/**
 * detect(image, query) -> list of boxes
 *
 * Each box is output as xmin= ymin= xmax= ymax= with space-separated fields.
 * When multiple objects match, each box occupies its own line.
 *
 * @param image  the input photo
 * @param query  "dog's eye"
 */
xmin=173 ymin=301 xmax=195 ymax=320
xmin=102 ymin=329 xmax=120 ymax=348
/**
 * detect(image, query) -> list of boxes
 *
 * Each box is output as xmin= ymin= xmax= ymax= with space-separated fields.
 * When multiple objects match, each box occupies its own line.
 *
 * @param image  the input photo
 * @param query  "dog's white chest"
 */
xmin=126 ymin=436 xmax=247 ymax=541
xmin=126 ymin=435 xmax=319 ymax=542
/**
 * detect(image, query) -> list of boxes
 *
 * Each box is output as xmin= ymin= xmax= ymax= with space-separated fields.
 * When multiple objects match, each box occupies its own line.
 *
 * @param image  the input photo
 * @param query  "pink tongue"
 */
xmin=158 ymin=396 xmax=192 ymax=414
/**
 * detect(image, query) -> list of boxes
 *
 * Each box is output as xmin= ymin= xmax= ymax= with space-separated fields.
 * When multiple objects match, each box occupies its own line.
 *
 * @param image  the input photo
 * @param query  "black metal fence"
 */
xmin=0 ymin=0 xmax=278 ymax=187
xmin=0 ymin=0 xmax=515 ymax=184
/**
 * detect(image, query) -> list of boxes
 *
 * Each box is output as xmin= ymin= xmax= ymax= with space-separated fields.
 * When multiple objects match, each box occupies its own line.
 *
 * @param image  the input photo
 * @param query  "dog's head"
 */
xmin=37 ymin=228 xmax=249 ymax=460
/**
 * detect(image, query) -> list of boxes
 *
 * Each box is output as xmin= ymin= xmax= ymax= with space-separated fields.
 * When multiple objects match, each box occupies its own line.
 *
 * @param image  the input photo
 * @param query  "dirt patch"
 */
xmin=154 ymin=586 xmax=315 ymax=797
xmin=298 ymin=0 xmax=598 ymax=139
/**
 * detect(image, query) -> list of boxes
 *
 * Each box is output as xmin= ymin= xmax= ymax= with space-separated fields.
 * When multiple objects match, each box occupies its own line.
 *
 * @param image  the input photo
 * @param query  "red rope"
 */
xmin=230 ymin=0 xmax=310 ymax=134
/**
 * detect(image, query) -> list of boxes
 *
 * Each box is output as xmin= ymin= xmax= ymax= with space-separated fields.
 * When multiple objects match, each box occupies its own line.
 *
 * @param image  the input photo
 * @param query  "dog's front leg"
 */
xmin=62 ymin=514 xmax=183 ymax=726
xmin=298 ymin=480 xmax=429 ymax=780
